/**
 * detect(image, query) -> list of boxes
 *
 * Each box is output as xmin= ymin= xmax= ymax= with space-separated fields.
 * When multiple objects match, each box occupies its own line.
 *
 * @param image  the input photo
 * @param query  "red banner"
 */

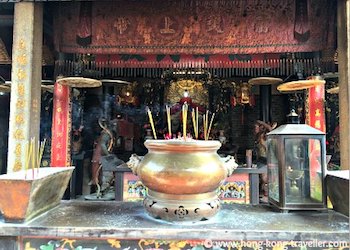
xmin=54 ymin=0 xmax=335 ymax=55
xmin=51 ymin=83 xmax=71 ymax=167
xmin=306 ymin=85 xmax=326 ymax=133
xmin=306 ymin=85 xmax=325 ymax=201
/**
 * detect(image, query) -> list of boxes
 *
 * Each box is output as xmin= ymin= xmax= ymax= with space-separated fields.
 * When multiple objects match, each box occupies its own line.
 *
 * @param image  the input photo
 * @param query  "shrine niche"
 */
xmin=116 ymin=82 xmax=139 ymax=106
xmin=54 ymin=0 xmax=335 ymax=55
xmin=166 ymin=79 xmax=208 ymax=108
xmin=231 ymin=82 xmax=255 ymax=107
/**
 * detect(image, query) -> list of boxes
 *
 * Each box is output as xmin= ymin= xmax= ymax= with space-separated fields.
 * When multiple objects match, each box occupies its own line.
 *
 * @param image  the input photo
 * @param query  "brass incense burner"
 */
xmin=127 ymin=139 xmax=238 ymax=222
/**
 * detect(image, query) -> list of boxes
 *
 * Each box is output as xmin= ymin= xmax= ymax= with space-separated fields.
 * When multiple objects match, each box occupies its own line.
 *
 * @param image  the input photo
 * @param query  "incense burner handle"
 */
xmin=126 ymin=154 xmax=144 ymax=175
xmin=220 ymin=155 xmax=238 ymax=177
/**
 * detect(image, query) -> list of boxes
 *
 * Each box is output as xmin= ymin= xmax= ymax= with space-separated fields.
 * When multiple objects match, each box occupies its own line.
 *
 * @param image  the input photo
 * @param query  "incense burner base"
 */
xmin=143 ymin=190 xmax=220 ymax=222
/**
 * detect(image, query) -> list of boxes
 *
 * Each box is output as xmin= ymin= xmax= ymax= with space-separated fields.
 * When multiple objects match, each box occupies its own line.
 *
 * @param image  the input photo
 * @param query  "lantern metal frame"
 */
xmin=266 ymin=124 xmax=327 ymax=211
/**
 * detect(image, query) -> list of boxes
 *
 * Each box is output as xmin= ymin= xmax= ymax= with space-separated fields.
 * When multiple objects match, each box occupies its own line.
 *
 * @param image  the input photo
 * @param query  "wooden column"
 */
xmin=337 ymin=0 xmax=350 ymax=170
xmin=7 ymin=3 xmax=43 ymax=172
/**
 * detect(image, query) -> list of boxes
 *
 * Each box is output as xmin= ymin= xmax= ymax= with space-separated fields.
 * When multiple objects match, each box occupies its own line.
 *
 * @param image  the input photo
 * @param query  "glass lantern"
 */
xmin=266 ymin=124 xmax=327 ymax=211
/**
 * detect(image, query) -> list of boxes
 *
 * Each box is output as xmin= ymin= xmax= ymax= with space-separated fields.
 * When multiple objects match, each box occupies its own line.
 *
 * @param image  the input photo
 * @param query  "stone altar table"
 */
xmin=0 ymin=201 xmax=348 ymax=249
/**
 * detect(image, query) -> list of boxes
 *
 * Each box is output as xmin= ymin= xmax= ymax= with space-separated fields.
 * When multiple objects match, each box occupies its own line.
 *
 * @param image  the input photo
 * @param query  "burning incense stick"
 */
xmin=203 ymin=114 xmax=207 ymax=140
xmin=182 ymin=103 xmax=188 ymax=140
xmin=196 ymin=107 xmax=199 ymax=139
xmin=34 ymin=139 xmax=39 ymax=174
xmin=30 ymin=137 xmax=35 ymax=178
xmin=147 ymin=108 xmax=157 ymax=139
xmin=37 ymin=138 xmax=46 ymax=174
xmin=191 ymin=109 xmax=197 ymax=139
xmin=166 ymin=105 xmax=172 ymax=138
xmin=207 ymin=113 xmax=215 ymax=140
xmin=205 ymin=110 xmax=209 ymax=140
xmin=24 ymin=142 xmax=29 ymax=179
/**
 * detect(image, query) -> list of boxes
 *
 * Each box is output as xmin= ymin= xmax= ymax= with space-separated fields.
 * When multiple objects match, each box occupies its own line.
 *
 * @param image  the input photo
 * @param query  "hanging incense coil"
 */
xmin=326 ymin=86 xmax=339 ymax=94
xmin=56 ymin=77 xmax=102 ymax=88
xmin=248 ymin=77 xmax=283 ymax=85
xmin=277 ymin=78 xmax=325 ymax=92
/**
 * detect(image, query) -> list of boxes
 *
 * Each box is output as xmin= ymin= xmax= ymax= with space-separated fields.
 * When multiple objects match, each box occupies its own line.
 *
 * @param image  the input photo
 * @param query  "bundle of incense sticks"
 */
xmin=166 ymin=105 xmax=172 ymax=138
xmin=147 ymin=108 xmax=157 ymax=139
xmin=24 ymin=137 xmax=46 ymax=179
xmin=182 ymin=103 xmax=188 ymax=140
xmin=149 ymin=104 xmax=216 ymax=141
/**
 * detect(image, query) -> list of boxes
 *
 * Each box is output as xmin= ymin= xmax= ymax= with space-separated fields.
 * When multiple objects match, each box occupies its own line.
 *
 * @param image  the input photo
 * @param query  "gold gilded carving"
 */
xmin=114 ymin=17 xmax=130 ymax=35
xmin=57 ymin=117 xmax=62 ymax=125
xmin=315 ymin=109 xmax=321 ymax=117
xmin=206 ymin=15 xmax=224 ymax=33
xmin=15 ymin=113 xmax=24 ymax=124
xmin=18 ymin=83 xmax=25 ymax=96
xmin=19 ymin=39 xmax=26 ymax=50
xmin=57 ymin=131 xmax=63 ymax=138
xmin=55 ymin=142 xmax=62 ymax=149
xmin=17 ymin=54 xmax=27 ymax=65
xmin=16 ymin=99 xmax=25 ymax=109
xmin=61 ymin=239 xmax=76 ymax=249
xmin=57 ymin=107 xmax=62 ymax=113
xmin=181 ymin=16 xmax=200 ymax=45
xmin=17 ymin=69 xmax=26 ymax=80
xmin=107 ymin=239 xmax=121 ymax=248
xmin=166 ymin=80 xmax=208 ymax=107
xmin=160 ymin=17 xmax=175 ymax=34
xmin=254 ymin=14 xmax=270 ymax=34
xmin=14 ymin=129 xmax=24 ymax=140
xmin=15 ymin=144 xmax=22 ymax=156
xmin=13 ymin=160 xmax=22 ymax=172
xmin=137 ymin=18 xmax=152 ymax=44
xmin=315 ymin=120 xmax=321 ymax=129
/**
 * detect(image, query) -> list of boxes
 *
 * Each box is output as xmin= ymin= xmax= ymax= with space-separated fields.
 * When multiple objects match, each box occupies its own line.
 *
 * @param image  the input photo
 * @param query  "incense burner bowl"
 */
xmin=0 ymin=167 xmax=74 ymax=222
xmin=127 ymin=140 xmax=237 ymax=222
